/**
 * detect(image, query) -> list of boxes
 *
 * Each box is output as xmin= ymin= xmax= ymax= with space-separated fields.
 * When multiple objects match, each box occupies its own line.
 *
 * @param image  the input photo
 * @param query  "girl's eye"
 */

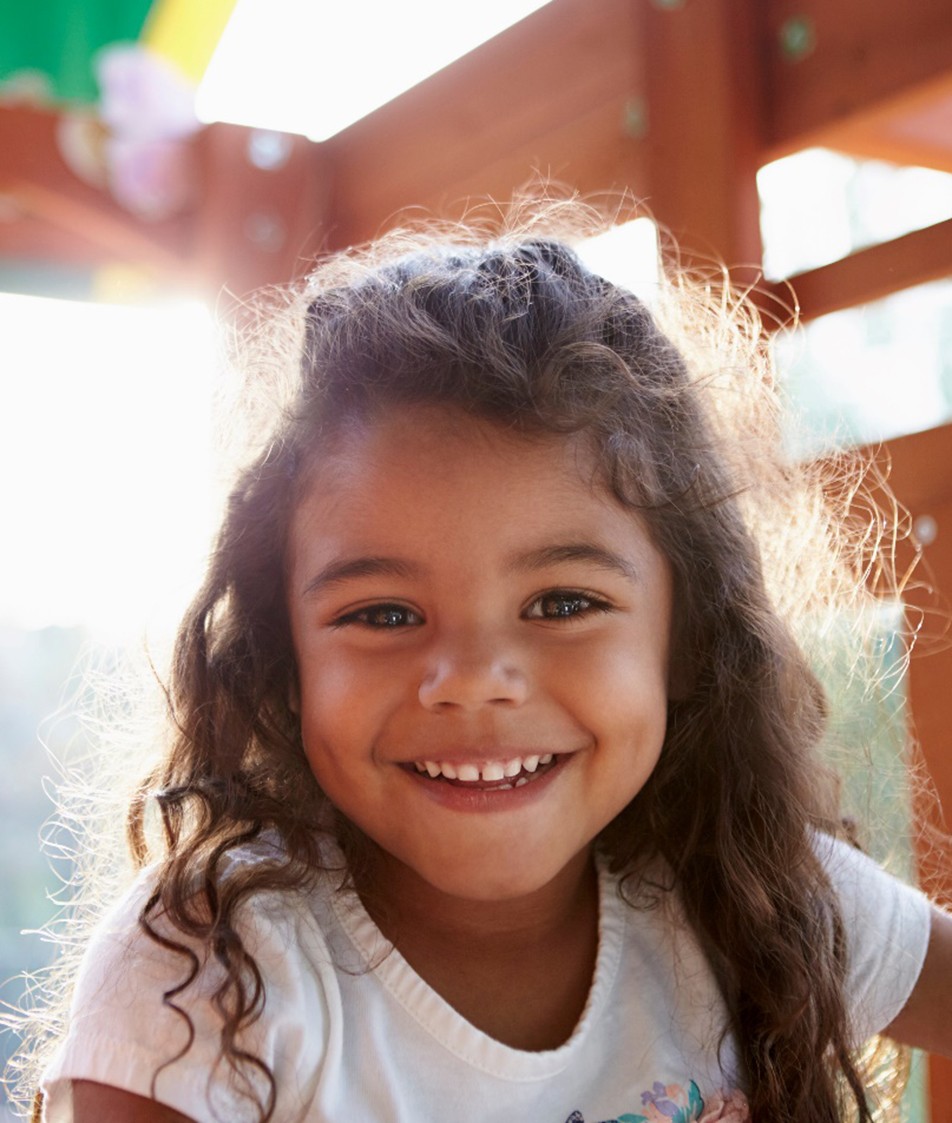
xmin=524 ymin=591 xmax=611 ymax=620
xmin=334 ymin=603 xmax=422 ymax=629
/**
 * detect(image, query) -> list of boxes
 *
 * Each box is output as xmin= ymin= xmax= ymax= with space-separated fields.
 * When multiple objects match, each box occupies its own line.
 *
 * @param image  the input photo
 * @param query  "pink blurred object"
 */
xmin=96 ymin=44 xmax=198 ymax=141
xmin=57 ymin=44 xmax=201 ymax=222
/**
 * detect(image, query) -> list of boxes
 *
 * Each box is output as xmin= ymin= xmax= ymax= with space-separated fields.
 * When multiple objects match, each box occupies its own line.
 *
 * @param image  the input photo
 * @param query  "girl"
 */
xmin=20 ymin=222 xmax=952 ymax=1123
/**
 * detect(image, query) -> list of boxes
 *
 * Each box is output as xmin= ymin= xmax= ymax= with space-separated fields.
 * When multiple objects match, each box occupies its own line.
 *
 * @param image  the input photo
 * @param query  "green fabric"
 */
xmin=0 ymin=0 xmax=154 ymax=103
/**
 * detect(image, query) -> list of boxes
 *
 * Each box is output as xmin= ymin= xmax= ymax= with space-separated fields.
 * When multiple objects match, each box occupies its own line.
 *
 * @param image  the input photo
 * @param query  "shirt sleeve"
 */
xmin=41 ymin=872 xmax=337 ymax=1123
xmin=814 ymin=833 xmax=932 ymax=1044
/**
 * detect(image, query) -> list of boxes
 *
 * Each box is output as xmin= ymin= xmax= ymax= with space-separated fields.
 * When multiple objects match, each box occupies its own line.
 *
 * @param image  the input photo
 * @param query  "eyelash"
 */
xmin=333 ymin=603 xmax=422 ymax=629
xmin=332 ymin=590 xmax=612 ymax=629
xmin=523 ymin=590 xmax=613 ymax=621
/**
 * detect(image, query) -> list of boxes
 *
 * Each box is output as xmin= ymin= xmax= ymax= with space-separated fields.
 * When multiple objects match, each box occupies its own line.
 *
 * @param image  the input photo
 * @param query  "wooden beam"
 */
xmin=881 ymin=422 xmax=952 ymax=1120
xmin=3 ymin=176 xmax=188 ymax=275
xmin=643 ymin=0 xmax=764 ymax=271
xmin=4 ymin=0 xmax=952 ymax=301
xmin=764 ymin=0 xmax=952 ymax=156
xmin=191 ymin=123 xmax=334 ymax=298
xmin=761 ymin=218 xmax=952 ymax=323
xmin=0 ymin=105 xmax=190 ymax=277
xmin=0 ymin=208 xmax=161 ymax=268
xmin=814 ymin=74 xmax=952 ymax=175
xmin=323 ymin=0 xmax=646 ymax=248
xmin=0 ymin=105 xmax=334 ymax=298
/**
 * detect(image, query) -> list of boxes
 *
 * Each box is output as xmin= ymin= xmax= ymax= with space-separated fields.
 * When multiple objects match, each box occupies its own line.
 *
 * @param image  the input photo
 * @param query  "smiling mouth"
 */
xmin=408 ymin=753 xmax=562 ymax=790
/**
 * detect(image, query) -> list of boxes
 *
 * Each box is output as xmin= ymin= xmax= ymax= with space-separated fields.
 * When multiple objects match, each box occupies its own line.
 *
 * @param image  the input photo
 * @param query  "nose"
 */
xmin=418 ymin=631 xmax=528 ymax=711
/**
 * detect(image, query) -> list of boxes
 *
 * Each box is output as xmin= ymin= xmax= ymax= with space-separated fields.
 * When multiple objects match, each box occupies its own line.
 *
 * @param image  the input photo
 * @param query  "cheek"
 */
xmin=573 ymin=633 xmax=670 ymax=708
xmin=581 ymin=647 xmax=670 ymax=781
xmin=298 ymin=719 xmax=364 ymax=814
xmin=295 ymin=669 xmax=353 ymax=775
xmin=296 ymin=643 xmax=368 ymax=726
xmin=295 ymin=656 xmax=396 ymax=779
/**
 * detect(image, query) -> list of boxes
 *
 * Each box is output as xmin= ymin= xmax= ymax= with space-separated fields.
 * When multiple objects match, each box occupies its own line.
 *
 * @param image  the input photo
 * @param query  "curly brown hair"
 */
xmin=19 ymin=217 xmax=914 ymax=1122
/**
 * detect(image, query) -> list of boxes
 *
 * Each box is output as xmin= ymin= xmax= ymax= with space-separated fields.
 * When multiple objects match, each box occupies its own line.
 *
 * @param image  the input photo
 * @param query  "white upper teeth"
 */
xmin=413 ymin=753 xmax=555 ymax=782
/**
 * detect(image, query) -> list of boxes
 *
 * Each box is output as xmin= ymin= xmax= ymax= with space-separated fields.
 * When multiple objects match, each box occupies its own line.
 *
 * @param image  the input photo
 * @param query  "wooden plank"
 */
xmin=764 ymin=0 xmax=952 ymax=155
xmin=325 ymin=99 xmax=650 ymax=251
xmin=3 ymin=175 xmax=189 ymax=275
xmin=760 ymin=218 xmax=952 ymax=324
xmin=0 ymin=105 xmax=333 ymax=296
xmin=815 ymin=75 xmax=952 ymax=174
xmin=191 ymin=122 xmax=334 ymax=298
xmin=642 ymin=0 xmax=765 ymax=270
xmin=885 ymin=422 xmax=952 ymax=512
xmin=827 ymin=129 xmax=952 ymax=177
xmin=0 ymin=210 xmax=164 ymax=268
xmin=931 ymin=1054 xmax=952 ymax=1123
xmin=0 ymin=104 xmax=191 ymax=274
xmin=324 ymin=0 xmax=644 ymax=248
xmin=882 ymin=423 xmax=952 ymax=1122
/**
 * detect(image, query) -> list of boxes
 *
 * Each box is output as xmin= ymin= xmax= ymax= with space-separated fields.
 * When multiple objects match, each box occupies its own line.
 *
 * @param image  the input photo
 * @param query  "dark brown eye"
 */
xmin=336 ymin=604 xmax=422 ymax=628
xmin=525 ymin=591 xmax=610 ymax=620
xmin=543 ymin=595 xmax=590 ymax=618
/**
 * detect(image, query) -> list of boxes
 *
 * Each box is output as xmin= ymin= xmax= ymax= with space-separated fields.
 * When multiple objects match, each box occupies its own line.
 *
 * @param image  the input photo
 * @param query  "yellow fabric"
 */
xmin=141 ymin=0 xmax=238 ymax=82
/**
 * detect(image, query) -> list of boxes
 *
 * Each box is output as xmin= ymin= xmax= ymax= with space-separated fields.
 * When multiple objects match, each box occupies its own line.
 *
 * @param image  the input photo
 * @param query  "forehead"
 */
xmin=297 ymin=406 xmax=600 ymax=515
xmin=287 ymin=406 xmax=664 ymax=576
xmin=380 ymin=405 xmax=582 ymax=456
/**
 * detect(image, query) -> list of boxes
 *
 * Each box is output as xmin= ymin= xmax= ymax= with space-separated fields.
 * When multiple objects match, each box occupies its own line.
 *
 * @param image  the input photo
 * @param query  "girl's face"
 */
xmin=287 ymin=406 xmax=673 ymax=903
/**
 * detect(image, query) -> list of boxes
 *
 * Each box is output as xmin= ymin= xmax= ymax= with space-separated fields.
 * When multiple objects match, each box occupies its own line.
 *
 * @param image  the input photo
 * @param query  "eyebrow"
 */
xmin=300 ymin=541 xmax=641 ymax=600
xmin=508 ymin=543 xmax=641 ymax=583
xmin=301 ymin=556 xmax=424 ymax=599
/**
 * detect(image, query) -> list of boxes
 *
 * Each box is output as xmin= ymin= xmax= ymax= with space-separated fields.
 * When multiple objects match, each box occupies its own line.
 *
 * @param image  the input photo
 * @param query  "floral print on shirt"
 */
xmin=564 ymin=1080 xmax=750 ymax=1123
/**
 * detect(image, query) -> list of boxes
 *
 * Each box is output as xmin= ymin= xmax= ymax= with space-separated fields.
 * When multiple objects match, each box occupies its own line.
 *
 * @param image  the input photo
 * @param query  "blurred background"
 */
xmin=1 ymin=0 xmax=952 ymax=1117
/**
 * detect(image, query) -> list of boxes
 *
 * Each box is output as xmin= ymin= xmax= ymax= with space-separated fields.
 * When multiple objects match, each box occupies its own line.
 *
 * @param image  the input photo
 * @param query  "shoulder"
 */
xmin=811 ymin=830 xmax=929 ymax=932
xmin=68 ymin=841 xmax=335 ymax=999
xmin=812 ymin=831 xmax=932 ymax=1042
xmin=42 ymin=853 xmax=344 ymax=1123
xmin=81 ymin=849 xmax=342 ymax=1014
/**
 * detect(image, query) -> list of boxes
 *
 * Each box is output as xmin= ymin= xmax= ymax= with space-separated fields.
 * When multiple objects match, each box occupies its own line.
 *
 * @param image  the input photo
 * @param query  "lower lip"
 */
xmin=401 ymin=755 xmax=570 ymax=812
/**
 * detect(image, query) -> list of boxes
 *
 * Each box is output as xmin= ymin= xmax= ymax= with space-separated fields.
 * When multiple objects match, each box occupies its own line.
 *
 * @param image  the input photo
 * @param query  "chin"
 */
xmin=414 ymin=845 xmax=592 ymax=905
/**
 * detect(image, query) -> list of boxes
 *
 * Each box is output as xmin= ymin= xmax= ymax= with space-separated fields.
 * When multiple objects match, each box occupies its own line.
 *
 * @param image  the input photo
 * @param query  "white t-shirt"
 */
xmin=42 ymin=836 xmax=931 ymax=1123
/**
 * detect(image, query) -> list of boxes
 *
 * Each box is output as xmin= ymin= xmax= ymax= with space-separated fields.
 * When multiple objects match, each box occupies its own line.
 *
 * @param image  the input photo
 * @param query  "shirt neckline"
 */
xmin=327 ymin=854 xmax=627 ymax=1081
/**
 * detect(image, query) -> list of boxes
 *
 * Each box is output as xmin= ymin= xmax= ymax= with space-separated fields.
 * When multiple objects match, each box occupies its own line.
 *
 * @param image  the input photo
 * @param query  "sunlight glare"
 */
xmin=196 ymin=0 xmax=554 ymax=140
xmin=0 ymin=294 xmax=219 ymax=642
xmin=577 ymin=219 xmax=661 ymax=305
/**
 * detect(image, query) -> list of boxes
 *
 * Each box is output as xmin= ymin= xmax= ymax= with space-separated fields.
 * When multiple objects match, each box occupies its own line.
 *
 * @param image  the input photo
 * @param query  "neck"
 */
xmin=352 ymin=844 xmax=601 ymax=1051
xmin=356 ymin=844 xmax=598 ymax=952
